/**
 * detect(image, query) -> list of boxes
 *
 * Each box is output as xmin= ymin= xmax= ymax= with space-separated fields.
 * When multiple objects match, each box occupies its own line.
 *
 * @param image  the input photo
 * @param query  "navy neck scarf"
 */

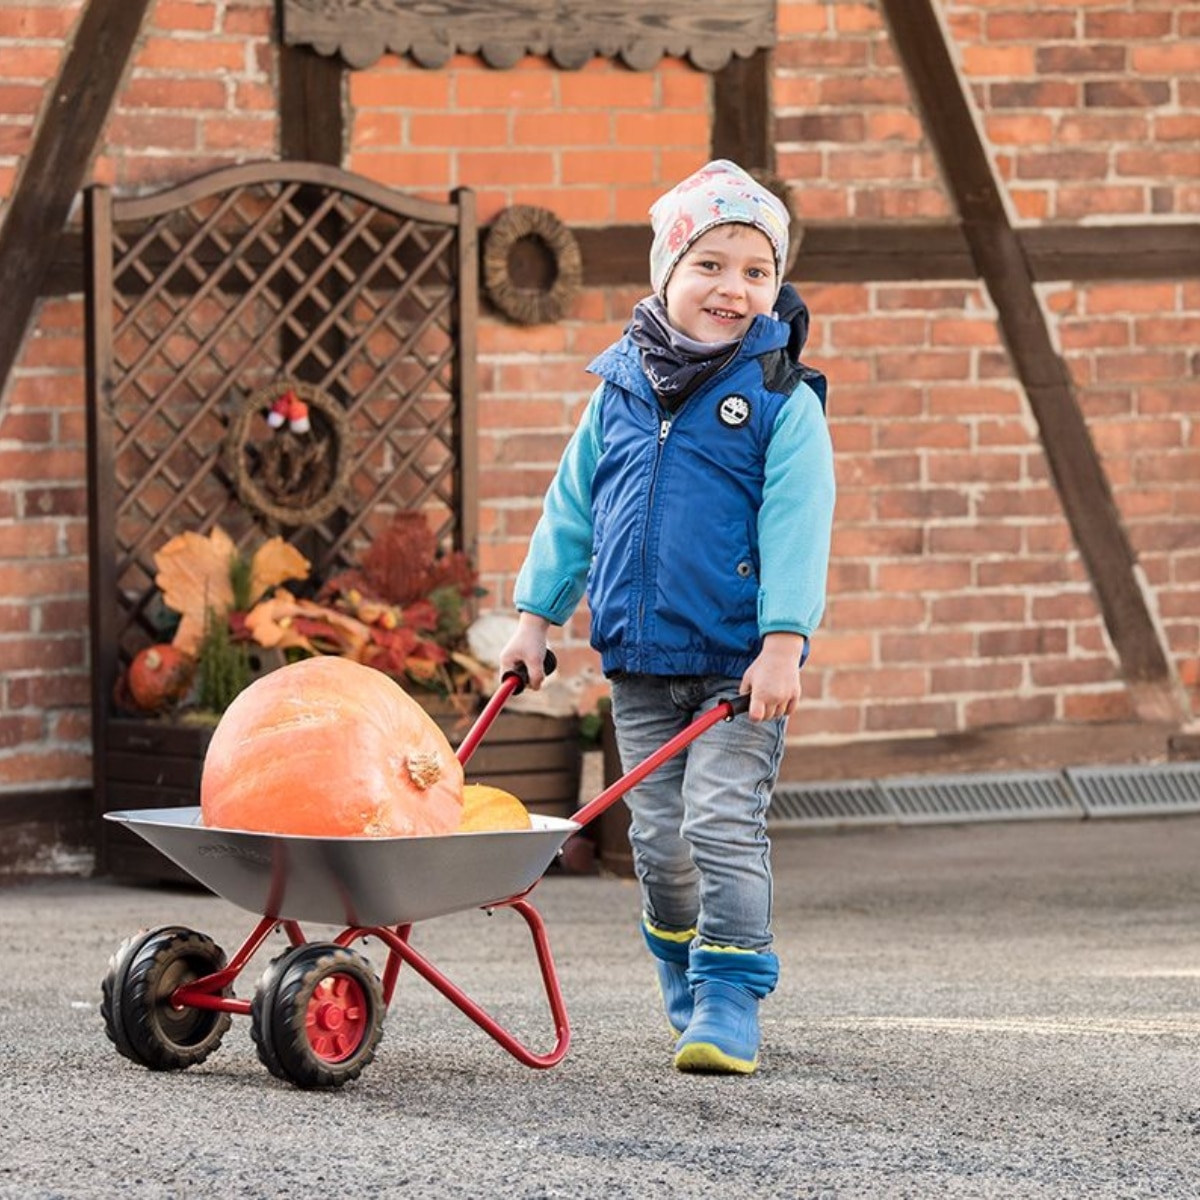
xmin=627 ymin=296 xmax=738 ymax=411
xmin=627 ymin=285 xmax=811 ymax=412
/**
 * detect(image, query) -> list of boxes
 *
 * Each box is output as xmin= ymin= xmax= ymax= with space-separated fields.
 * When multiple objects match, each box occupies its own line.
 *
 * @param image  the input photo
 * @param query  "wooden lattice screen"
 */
xmin=79 ymin=162 xmax=477 ymax=873
xmin=84 ymin=159 xmax=478 ymax=733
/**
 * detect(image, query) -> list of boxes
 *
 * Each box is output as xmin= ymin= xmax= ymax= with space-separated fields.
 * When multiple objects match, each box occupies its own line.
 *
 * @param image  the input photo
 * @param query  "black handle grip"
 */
xmin=725 ymin=693 xmax=751 ymax=718
xmin=503 ymin=649 xmax=558 ymax=695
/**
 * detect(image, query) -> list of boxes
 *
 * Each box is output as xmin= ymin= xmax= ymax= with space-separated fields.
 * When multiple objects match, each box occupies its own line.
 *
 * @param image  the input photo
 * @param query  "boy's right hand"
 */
xmin=499 ymin=612 xmax=552 ymax=691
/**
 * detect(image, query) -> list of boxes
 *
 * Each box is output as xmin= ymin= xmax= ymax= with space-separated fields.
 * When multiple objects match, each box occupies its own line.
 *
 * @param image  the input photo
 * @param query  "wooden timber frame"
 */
xmin=2 ymin=4 xmax=1200 ymax=863
xmin=84 ymin=161 xmax=479 ymax=871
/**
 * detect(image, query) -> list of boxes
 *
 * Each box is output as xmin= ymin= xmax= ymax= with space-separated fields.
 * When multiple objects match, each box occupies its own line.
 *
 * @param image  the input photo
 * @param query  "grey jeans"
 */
xmin=609 ymin=673 xmax=786 ymax=951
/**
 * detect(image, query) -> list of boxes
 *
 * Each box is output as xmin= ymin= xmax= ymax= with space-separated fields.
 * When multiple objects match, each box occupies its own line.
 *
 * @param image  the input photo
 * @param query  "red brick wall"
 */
xmin=0 ymin=0 xmax=278 ymax=796
xmin=1063 ymin=278 xmax=1200 ymax=710
xmin=1 ymin=0 xmax=1198 ymax=810
xmin=772 ymin=0 xmax=1200 ymax=738
xmin=0 ymin=294 xmax=92 ymax=790
xmin=347 ymin=55 xmax=710 ymax=224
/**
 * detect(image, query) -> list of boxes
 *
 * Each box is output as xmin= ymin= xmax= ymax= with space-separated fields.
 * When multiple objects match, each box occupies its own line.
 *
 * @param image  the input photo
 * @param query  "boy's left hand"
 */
xmin=740 ymin=633 xmax=807 ymax=722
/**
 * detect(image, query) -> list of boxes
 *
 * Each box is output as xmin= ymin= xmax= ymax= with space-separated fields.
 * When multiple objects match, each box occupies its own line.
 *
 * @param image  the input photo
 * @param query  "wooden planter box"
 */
xmin=99 ymin=709 xmax=583 ymax=883
xmin=99 ymin=718 xmax=216 ymax=883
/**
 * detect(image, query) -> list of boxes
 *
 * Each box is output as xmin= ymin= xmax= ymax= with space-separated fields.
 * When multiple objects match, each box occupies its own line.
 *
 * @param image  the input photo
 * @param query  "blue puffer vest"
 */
xmin=585 ymin=316 xmax=818 ymax=679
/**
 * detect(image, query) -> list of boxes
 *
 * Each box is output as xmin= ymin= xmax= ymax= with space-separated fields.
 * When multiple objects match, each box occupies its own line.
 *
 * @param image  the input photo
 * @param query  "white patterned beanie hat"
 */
xmin=648 ymin=159 xmax=790 ymax=301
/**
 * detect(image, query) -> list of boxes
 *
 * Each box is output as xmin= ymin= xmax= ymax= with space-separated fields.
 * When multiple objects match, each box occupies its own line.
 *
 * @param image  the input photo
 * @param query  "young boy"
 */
xmin=499 ymin=160 xmax=836 ymax=1074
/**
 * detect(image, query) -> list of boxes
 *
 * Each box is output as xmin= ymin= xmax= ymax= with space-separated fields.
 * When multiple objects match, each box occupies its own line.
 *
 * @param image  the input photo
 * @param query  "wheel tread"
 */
xmin=101 ymin=927 xmax=230 ymax=1071
xmin=252 ymin=942 xmax=384 ymax=1089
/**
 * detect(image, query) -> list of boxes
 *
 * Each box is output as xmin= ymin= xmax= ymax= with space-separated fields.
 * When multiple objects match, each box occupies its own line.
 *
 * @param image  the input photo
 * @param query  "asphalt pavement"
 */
xmin=3 ymin=813 xmax=1200 ymax=1198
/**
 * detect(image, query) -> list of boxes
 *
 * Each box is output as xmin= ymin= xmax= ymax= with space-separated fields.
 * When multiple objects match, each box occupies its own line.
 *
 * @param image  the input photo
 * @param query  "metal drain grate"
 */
xmin=771 ymin=781 xmax=892 ymax=828
xmin=1066 ymin=762 xmax=1200 ymax=817
xmin=767 ymin=763 xmax=1200 ymax=829
xmin=880 ymin=771 xmax=1083 ymax=825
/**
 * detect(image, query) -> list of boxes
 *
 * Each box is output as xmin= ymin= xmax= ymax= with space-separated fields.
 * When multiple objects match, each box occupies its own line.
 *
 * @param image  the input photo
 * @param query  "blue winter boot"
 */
xmin=641 ymin=918 xmax=696 ymax=1035
xmin=674 ymin=946 xmax=779 ymax=1075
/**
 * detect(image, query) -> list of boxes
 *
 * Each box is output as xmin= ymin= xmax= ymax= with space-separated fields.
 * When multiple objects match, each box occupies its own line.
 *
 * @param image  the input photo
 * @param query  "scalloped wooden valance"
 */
xmin=281 ymin=0 xmax=775 ymax=71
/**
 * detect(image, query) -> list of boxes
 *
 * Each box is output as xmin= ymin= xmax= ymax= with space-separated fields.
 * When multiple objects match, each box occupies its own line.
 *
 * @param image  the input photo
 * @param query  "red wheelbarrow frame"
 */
xmin=164 ymin=667 xmax=750 ymax=1072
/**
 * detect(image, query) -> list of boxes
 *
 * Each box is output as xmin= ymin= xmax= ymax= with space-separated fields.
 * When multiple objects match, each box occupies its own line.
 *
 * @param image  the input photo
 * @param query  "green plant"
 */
xmin=578 ymin=695 xmax=612 ymax=749
xmin=195 ymin=607 xmax=251 ymax=715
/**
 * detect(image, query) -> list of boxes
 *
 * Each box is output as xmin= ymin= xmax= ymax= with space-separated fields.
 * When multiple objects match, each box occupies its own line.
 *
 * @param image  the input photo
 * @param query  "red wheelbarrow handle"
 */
xmin=456 ymin=651 xmax=558 ymax=766
xmin=572 ymin=693 xmax=752 ymax=829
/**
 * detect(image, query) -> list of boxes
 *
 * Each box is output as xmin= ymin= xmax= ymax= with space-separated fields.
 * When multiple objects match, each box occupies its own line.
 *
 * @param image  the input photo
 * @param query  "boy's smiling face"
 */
xmin=663 ymin=223 xmax=778 ymax=344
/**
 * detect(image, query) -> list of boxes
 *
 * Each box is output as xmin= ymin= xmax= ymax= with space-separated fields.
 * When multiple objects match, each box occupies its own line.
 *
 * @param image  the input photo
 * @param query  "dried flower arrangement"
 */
xmin=115 ymin=512 xmax=490 ymax=720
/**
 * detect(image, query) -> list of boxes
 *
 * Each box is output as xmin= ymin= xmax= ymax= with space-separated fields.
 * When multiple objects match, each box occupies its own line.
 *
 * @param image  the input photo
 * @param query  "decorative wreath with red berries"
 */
xmin=223 ymin=380 xmax=351 ymax=527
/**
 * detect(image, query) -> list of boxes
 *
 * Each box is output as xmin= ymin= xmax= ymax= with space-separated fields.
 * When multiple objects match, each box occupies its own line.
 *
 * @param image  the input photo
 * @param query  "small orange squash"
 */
xmin=128 ymin=644 xmax=195 ymax=712
xmin=458 ymin=784 xmax=532 ymax=833
xmin=200 ymin=656 xmax=463 ymax=838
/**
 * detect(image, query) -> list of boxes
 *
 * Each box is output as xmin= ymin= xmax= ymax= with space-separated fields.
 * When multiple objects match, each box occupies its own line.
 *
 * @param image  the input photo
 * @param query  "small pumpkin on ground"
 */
xmin=200 ymin=656 xmax=464 ymax=838
xmin=127 ymin=644 xmax=195 ymax=713
xmin=457 ymin=784 xmax=532 ymax=833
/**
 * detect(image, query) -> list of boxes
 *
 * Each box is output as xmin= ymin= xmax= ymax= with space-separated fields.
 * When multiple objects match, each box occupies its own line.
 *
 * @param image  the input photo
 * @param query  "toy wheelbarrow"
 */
xmin=101 ymin=661 xmax=751 ymax=1089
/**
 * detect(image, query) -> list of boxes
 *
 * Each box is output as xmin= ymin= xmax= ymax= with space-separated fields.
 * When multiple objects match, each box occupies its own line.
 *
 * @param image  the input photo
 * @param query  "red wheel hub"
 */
xmin=305 ymin=973 xmax=369 ymax=1062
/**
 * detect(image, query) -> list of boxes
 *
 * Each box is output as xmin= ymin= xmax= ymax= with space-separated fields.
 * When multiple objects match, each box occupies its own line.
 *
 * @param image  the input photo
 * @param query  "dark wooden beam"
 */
xmin=0 ymin=786 xmax=91 ymax=827
xmin=575 ymin=222 xmax=976 ymax=286
xmin=878 ymin=0 xmax=1183 ymax=720
xmin=791 ymin=222 xmax=975 ymax=281
xmin=712 ymin=48 xmax=773 ymax=171
xmin=278 ymin=41 xmax=345 ymax=164
xmin=553 ymin=221 xmax=1200 ymax=288
xmin=0 ymin=0 xmax=152 ymax=401
xmin=42 ymin=217 xmax=1200 ymax=298
xmin=277 ymin=46 xmax=347 ymax=392
xmin=1023 ymin=223 xmax=1200 ymax=282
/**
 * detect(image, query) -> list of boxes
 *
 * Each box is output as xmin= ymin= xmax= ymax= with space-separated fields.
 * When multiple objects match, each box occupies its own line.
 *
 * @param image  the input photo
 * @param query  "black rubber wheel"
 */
xmin=101 ymin=925 xmax=232 ymax=1070
xmin=250 ymin=942 xmax=384 ymax=1089
xmin=246 ymin=943 xmax=291 ymax=1081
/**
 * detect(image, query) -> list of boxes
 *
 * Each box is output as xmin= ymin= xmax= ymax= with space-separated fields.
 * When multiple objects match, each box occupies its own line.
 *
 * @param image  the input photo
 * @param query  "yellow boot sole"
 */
xmin=673 ymin=1040 xmax=758 ymax=1075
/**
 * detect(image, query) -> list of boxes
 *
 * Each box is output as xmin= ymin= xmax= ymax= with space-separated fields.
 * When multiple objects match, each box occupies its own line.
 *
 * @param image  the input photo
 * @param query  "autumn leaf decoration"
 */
xmin=148 ymin=513 xmax=489 ymax=707
xmin=317 ymin=511 xmax=491 ymax=698
xmin=154 ymin=527 xmax=311 ymax=655
xmin=242 ymin=591 xmax=371 ymax=658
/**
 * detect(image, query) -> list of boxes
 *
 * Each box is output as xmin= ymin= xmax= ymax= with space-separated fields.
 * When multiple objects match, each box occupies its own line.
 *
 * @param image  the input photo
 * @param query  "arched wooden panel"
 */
xmin=84 ymin=160 xmax=479 ymax=717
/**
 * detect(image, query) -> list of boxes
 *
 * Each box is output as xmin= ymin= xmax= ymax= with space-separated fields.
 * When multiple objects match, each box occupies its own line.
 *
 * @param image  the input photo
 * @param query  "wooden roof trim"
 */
xmin=879 ymin=0 xmax=1184 ymax=720
xmin=281 ymin=0 xmax=773 ymax=71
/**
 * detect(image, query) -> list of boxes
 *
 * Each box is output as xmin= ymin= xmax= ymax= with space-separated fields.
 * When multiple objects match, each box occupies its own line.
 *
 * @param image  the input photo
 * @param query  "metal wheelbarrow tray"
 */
xmin=101 ymin=667 xmax=749 ymax=1090
xmin=104 ymin=808 xmax=580 ymax=927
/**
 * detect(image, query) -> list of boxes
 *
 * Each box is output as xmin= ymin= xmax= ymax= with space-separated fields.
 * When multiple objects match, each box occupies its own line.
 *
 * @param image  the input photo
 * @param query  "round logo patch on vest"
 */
xmin=717 ymin=394 xmax=751 ymax=428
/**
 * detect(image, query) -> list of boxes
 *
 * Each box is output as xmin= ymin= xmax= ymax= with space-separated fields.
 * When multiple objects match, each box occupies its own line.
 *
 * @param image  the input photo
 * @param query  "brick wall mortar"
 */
xmin=1 ymin=0 xmax=1199 ymax=805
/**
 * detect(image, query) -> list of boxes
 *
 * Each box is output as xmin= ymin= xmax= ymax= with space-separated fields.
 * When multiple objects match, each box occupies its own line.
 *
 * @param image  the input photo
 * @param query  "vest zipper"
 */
xmin=637 ymin=415 xmax=673 ymax=648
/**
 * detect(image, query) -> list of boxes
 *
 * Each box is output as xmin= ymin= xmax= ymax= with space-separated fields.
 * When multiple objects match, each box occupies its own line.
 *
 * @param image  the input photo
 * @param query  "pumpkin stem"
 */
xmin=405 ymin=750 xmax=443 ymax=790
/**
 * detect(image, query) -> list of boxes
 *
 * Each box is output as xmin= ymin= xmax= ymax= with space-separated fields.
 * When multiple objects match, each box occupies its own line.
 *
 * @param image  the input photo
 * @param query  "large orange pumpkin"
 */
xmin=457 ymin=784 xmax=532 ymax=833
xmin=200 ymin=657 xmax=464 ymax=838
